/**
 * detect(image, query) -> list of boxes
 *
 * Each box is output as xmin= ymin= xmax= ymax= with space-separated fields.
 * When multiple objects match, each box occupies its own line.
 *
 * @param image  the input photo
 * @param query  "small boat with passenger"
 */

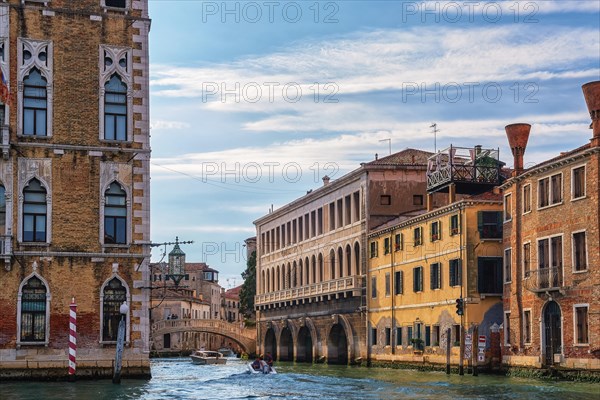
xmin=190 ymin=350 xmax=227 ymax=365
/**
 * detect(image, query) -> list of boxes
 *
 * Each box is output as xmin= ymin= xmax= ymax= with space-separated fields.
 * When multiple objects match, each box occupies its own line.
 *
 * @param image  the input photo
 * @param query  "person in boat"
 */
xmin=251 ymin=357 xmax=263 ymax=371
xmin=264 ymin=352 xmax=274 ymax=368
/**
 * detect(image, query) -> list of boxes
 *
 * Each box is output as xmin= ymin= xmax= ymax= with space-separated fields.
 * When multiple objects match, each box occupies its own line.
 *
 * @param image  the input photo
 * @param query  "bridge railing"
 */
xmin=255 ymin=275 xmax=359 ymax=305
xmin=151 ymin=318 xmax=253 ymax=337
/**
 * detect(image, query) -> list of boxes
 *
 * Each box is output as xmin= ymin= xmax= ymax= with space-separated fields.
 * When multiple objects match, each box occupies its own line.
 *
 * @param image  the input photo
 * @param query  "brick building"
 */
xmin=0 ymin=0 xmax=151 ymax=379
xmin=500 ymin=81 xmax=600 ymax=370
xmin=254 ymin=149 xmax=446 ymax=364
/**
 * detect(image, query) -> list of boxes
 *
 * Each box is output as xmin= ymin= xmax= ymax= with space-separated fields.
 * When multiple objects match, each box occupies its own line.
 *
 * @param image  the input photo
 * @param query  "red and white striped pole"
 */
xmin=68 ymin=297 xmax=77 ymax=378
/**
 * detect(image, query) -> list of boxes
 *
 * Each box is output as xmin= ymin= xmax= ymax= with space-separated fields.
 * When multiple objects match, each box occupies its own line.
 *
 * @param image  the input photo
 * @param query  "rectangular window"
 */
xmin=385 ymin=273 xmax=391 ymax=296
xmin=478 ymin=211 xmax=502 ymax=239
xmin=572 ymin=166 xmax=585 ymax=199
xmin=425 ymin=326 xmax=431 ymax=347
xmin=369 ymin=241 xmax=378 ymax=258
xmin=575 ymin=306 xmax=589 ymax=344
xmin=504 ymin=312 xmax=511 ymax=345
xmin=23 ymin=70 xmax=48 ymax=137
xmin=396 ymin=327 xmax=403 ymax=346
xmin=413 ymin=227 xmax=423 ymax=246
xmin=523 ymin=184 xmax=531 ymax=213
xmin=504 ymin=194 xmax=512 ymax=221
xmin=523 ymin=243 xmax=531 ymax=278
xmin=385 ymin=327 xmax=391 ymax=346
xmin=384 ymin=237 xmax=390 ymax=255
xmin=353 ymin=191 xmax=360 ymax=222
xmin=394 ymin=270 xmax=403 ymax=295
xmin=337 ymin=198 xmax=343 ymax=228
xmin=105 ymin=0 xmax=127 ymax=7
xmin=573 ymin=232 xmax=587 ymax=271
xmin=413 ymin=266 xmax=423 ymax=292
xmin=450 ymin=214 xmax=460 ymax=235
xmin=477 ymin=257 xmax=503 ymax=294
xmin=413 ymin=195 xmax=423 ymax=206
xmin=430 ymin=262 xmax=441 ymax=290
xmin=407 ymin=326 xmax=413 ymax=343
xmin=539 ymin=173 xmax=562 ymax=208
xmin=318 ymin=208 xmax=323 ymax=235
xmin=453 ymin=325 xmax=460 ymax=346
xmin=538 ymin=236 xmax=563 ymax=288
xmin=345 ymin=195 xmax=351 ymax=225
xmin=504 ymin=248 xmax=512 ymax=283
xmin=523 ymin=310 xmax=531 ymax=344
xmin=311 ymin=211 xmax=316 ymax=237
xmin=449 ymin=259 xmax=461 ymax=286
xmin=430 ymin=221 xmax=441 ymax=242
xmin=329 ymin=203 xmax=335 ymax=231
xmin=380 ymin=195 xmax=391 ymax=205
xmin=371 ymin=276 xmax=377 ymax=299
xmin=432 ymin=325 xmax=440 ymax=346
xmin=394 ymin=233 xmax=403 ymax=251
xmin=371 ymin=328 xmax=377 ymax=346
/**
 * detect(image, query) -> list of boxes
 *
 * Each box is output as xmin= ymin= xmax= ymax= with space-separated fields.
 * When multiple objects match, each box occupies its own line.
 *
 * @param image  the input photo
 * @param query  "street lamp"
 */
xmin=166 ymin=237 xmax=187 ymax=288
xmin=112 ymin=301 xmax=129 ymax=384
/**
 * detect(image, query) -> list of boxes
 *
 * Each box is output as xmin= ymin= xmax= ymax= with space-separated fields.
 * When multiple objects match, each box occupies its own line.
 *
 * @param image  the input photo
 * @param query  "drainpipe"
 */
xmin=365 ymin=172 xmax=371 ymax=365
xmin=391 ymin=229 xmax=396 ymax=355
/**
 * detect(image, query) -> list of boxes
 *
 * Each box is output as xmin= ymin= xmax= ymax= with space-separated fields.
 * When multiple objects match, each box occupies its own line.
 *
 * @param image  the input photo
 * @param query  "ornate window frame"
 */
xmin=99 ymin=162 xmax=132 ymax=246
xmin=99 ymin=264 xmax=131 ymax=345
xmin=17 ymin=38 xmax=53 ymax=138
xmin=16 ymin=263 xmax=51 ymax=347
xmin=17 ymin=158 xmax=52 ymax=245
xmin=99 ymin=45 xmax=132 ymax=142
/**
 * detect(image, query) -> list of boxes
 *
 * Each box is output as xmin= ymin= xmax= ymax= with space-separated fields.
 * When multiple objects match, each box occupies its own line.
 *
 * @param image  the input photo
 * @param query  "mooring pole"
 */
xmin=68 ymin=297 xmax=77 ymax=381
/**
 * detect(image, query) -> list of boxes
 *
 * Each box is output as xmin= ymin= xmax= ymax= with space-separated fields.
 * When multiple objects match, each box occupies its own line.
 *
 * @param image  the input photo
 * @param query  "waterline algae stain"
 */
xmin=1 ymin=358 xmax=597 ymax=399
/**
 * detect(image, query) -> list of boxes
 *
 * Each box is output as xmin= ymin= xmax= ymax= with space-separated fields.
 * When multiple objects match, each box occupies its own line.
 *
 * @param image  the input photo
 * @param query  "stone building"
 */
xmin=223 ymin=285 xmax=243 ymax=324
xmin=254 ymin=149 xmax=444 ymax=364
xmin=0 ymin=1 xmax=152 ymax=379
xmin=368 ymin=145 xmax=506 ymax=367
xmin=500 ymin=82 xmax=600 ymax=371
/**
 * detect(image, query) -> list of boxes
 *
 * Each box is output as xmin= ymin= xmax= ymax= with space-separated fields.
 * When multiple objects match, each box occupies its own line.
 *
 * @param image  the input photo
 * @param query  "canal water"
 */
xmin=1 ymin=358 xmax=597 ymax=400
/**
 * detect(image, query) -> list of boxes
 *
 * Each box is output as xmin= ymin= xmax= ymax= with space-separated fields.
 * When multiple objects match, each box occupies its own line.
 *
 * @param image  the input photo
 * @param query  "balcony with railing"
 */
xmin=523 ymin=267 xmax=564 ymax=293
xmin=426 ymin=146 xmax=503 ymax=193
xmin=255 ymin=275 xmax=361 ymax=306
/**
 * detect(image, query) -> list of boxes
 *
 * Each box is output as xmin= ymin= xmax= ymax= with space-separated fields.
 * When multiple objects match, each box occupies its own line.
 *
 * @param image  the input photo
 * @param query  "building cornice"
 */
xmin=500 ymin=146 xmax=599 ymax=190
xmin=368 ymin=198 xmax=501 ymax=238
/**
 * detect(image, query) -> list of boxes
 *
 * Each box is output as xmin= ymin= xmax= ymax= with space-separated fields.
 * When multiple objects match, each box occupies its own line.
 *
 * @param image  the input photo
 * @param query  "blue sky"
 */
xmin=147 ymin=0 xmax=600 ymax=287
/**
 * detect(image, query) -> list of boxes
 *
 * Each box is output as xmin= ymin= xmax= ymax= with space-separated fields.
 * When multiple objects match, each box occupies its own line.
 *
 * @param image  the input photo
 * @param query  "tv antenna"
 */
xmin=430 ymin=123 xmax=439 ymax=152
xmin=379 ymin=138 xmax=391 ymax=155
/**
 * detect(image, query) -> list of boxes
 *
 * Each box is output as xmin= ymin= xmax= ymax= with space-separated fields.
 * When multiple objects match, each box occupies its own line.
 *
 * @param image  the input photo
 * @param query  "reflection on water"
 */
xmin=1 ymin=358 xmax=596 ymax=400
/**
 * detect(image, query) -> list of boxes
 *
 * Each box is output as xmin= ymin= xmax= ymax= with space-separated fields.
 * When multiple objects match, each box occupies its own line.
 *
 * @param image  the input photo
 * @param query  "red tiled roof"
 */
xmin=185 ymin=262 xmax=218 ymax=273
xmin=224 ymin=285 xmax=242 ymax=298
xmin=466 ymin=190 xmax=502 ymax=202
xmin=365 ymin=148 xmax=433 ymax=166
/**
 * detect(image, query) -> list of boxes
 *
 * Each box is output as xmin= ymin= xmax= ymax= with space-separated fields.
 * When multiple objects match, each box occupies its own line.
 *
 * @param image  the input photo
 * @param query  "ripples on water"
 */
xmin=1 ymin=358 xmax=597 ymax=400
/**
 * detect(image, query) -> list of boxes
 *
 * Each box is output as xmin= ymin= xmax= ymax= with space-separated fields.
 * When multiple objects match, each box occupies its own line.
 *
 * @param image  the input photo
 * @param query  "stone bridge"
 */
xmin=151 ymin=319 xmax=256 ymax=354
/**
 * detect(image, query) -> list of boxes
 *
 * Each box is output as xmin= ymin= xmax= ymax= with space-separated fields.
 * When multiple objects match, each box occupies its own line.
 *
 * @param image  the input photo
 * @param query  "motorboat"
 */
xmin=217 ymin=347 xmax=235 ymax=357
xmin=190 ymin=350 xmax=227 ymax=365
xmin=247 ymin=362 xmax=277 ymax=374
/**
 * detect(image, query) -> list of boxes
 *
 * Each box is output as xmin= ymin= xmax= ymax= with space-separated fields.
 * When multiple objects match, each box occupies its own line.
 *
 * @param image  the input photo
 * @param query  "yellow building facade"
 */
xmin=368 ymin=194 xmax=505 ymax=366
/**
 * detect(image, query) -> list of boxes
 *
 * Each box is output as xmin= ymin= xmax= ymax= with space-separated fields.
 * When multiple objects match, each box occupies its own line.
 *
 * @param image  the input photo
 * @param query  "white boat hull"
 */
xmin=247 ymin=362 xmax=277 ymax=374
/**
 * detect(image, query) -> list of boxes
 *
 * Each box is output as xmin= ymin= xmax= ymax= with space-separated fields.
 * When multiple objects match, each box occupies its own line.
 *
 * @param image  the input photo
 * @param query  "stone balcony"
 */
xmin=0 ymin=234 xmax=11 ymax=266
xmin=255 ymin=275 xmax=362 ymax=308
xmin=0 ymin=125 xmax=8 ymax=159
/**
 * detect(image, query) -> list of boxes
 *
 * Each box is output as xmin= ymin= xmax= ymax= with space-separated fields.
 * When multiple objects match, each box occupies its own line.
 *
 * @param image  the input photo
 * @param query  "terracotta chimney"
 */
xmin=505 ymin=123 xmax=531 ymax=177
xmin=582 ymin=81 xmax=600 ymax=147
xmin=322 ymin=175 xmax=330 ymax=186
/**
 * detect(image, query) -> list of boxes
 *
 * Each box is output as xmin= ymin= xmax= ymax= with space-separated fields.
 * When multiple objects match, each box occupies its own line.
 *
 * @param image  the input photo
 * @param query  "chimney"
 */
xmin=322 ymin=175 xmax=330 ymax=186
xmin=582 ymin=81 xmax=600 ymax=147
xmin=505 ymin=123 xmax=531 ymax=177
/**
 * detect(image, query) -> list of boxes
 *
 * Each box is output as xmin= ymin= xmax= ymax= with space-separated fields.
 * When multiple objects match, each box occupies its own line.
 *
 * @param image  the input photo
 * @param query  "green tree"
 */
xmin=239 ymin=250 xmax=256 ymax=319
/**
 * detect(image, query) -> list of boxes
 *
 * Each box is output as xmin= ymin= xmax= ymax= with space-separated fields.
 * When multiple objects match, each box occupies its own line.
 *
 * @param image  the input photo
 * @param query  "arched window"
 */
xmin=104 ymin=182 xmax=127 ymax=244
xmin=104 ymin=74 xmax=127 ymax=141
xmin=102 ymin=277 xmax=127 ymax=341
xmin=20 ymin=276 xmax=47 ymax=342
xmin=23 ymin=179 xmax=47 ymax=242
xmin=23 ymin=68 xmax=48 ymax=136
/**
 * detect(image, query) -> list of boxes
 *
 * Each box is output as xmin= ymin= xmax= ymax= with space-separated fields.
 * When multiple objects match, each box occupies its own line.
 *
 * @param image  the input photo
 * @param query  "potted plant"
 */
xmin=410 ymin=338 xmax=424 ymax=351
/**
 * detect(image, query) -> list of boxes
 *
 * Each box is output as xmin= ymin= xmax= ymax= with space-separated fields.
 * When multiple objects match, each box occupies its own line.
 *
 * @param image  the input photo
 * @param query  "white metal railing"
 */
xmin=255 ymin=276 xmax=359 ymax=305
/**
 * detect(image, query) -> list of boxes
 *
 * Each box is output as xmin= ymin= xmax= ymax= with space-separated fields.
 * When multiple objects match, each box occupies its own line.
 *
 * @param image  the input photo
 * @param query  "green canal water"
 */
xmin=1 ymin=358 xmax=598 ymax=400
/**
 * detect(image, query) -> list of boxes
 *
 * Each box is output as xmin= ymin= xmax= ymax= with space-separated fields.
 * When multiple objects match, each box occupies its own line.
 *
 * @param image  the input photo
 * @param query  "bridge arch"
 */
xmin=151 ymin=319 xmax=256 ymax=355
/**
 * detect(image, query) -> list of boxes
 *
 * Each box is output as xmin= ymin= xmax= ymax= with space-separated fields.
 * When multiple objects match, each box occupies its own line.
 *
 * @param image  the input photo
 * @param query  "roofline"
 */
xmin=500 ymin=146 xmax=599 ymax=190
xmin=368 ymin=198 xmax=502 ymax=238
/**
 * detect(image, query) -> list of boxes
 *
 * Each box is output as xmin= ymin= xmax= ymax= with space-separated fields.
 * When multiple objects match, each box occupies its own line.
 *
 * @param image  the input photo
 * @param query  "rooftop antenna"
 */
xmin=430 ymin=123 xmax=439 ymax=152
xmin=379 ymin=138 xmax=391 ymax=155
